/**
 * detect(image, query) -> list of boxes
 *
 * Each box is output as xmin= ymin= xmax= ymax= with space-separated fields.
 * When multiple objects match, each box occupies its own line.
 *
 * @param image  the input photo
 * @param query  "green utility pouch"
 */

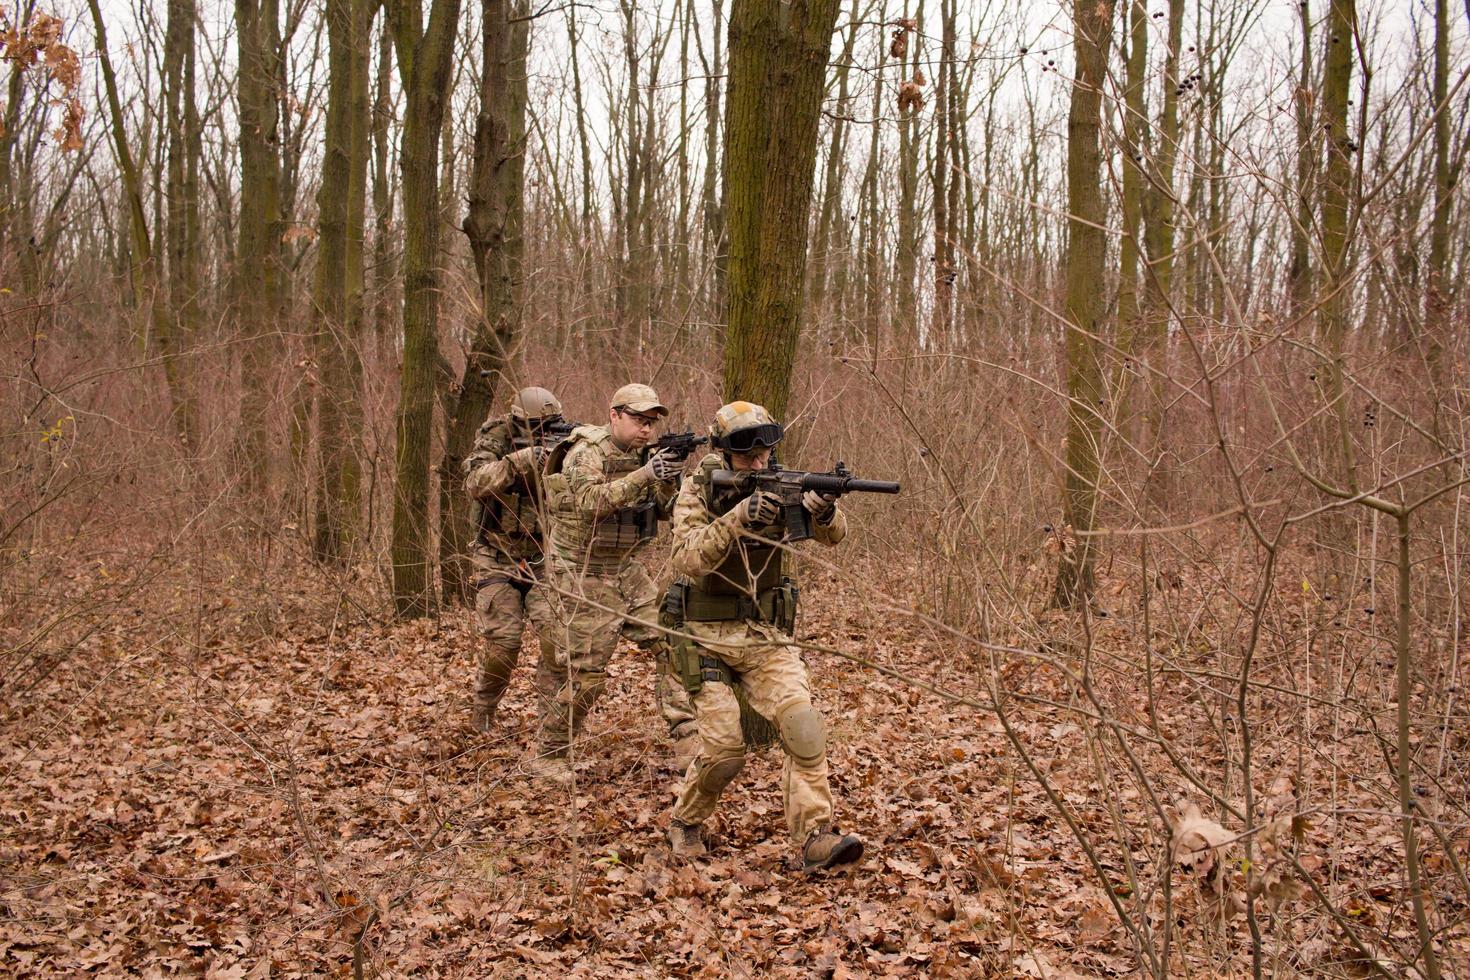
xmin=772 ymin=578 xmax=800 ymax=633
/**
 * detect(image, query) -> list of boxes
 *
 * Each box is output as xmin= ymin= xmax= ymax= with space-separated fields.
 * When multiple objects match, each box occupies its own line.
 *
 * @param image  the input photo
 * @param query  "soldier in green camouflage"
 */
xmin=527 ymin=383 xmax=697 ymax=786
xmin=461 ymin=387 xmax=564 ymax=730
xmin=663 ymin=401 xmax=865 ymax=870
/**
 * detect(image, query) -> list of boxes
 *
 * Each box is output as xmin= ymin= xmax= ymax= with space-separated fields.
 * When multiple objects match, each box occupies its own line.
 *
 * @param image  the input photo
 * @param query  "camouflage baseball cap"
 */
xmin=610 ymin=383 xmax=668 ymax=417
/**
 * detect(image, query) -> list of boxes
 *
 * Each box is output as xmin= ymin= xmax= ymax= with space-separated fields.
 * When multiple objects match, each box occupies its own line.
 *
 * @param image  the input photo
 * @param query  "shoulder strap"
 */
xmin=545 ymin=424 xmax=605 ymax=475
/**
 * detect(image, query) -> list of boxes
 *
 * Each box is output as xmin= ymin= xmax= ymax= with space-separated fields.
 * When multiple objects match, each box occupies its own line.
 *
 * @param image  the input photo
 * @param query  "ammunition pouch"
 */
xmin=679 ymin=578 xmax=798 ymax=633
xmin=477 ymin=487 xmax=540 ymax=543
xmin=588 ymin=500 xmax=658 ymax=556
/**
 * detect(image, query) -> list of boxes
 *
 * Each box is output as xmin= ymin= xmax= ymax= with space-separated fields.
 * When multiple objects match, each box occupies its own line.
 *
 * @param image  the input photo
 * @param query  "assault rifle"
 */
xmin=707 ymin=461 xmax=900 ymax=542
xmin=642 ymin=429 xmax=709 ymax=462
xmin=512 ymin=418 xmax=578 ymax=451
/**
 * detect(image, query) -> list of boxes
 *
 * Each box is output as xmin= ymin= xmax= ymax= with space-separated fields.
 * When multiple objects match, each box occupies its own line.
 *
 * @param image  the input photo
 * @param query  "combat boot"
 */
xmin=525 ymin=752 xmax=574 ymax=788
xmin=470 ymin=698 xmax=495 ymax=732
xmin=802 ymin=826 xmax=864 ymax=870
xmin=668 ymin=820 xmax=707 ymax=859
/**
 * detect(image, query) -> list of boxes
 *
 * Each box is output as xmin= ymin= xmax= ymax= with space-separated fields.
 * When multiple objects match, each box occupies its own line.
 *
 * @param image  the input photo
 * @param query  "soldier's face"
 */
xmin=729 ymin=447 xmax=772 ymax=471
xmin=609 ymin=407 xmax=661 ymax=449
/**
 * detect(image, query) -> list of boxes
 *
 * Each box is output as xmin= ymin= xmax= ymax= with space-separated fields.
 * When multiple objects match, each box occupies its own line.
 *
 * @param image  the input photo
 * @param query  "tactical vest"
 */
xmin=545 ymin=426 xmax=659 ymax=565
xmin=477 ymin=480 xmax=540 ymax=541
xmin=677 ymin=464 xmax=797 ymax=629
xmin=469 ymin=419 xmax=541 ymax=548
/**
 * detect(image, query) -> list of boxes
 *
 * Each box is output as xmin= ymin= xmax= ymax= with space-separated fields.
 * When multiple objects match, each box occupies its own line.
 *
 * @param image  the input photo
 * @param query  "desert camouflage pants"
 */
xmin=472 ymin=566 xmax=553 ymax=717
xmin=670 ymin=620 xmax=834 ymax=844
xmin=532 ymin=560 xmax=695 ymax=756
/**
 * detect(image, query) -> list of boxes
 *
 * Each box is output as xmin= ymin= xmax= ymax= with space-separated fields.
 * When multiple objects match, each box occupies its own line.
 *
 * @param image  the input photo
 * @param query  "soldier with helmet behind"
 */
xmin=461 ymin=386 xmax=566 ymax=731
xmin=527 ymin=383 xmax=698 ymax=786
xmin=663 ymin=401 xmax=866 ymax=870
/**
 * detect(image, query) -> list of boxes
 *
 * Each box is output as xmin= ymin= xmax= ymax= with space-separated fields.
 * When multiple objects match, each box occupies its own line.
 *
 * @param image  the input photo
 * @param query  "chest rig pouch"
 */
xmin=679 ymin=482 xmax=798 ymax=631
xmin=478 ymin=478 xmax=540 ymax=541
xmin=587 ymin=455 xmax=658 ymax=556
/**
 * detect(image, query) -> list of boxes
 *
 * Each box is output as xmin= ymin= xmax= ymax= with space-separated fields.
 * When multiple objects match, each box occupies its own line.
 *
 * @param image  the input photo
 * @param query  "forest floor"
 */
xmin=2 ymin=556 xmax=1466 ymax=977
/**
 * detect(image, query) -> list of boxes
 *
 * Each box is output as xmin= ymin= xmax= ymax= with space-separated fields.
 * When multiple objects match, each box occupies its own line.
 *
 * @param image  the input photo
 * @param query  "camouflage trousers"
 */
xmin=531 ymin=560 xmax=695 ymax=757
xmin=670 ymin=620 xmax=834 ymax=844
xmin=472 ymin=564 xmax=553 ymax=718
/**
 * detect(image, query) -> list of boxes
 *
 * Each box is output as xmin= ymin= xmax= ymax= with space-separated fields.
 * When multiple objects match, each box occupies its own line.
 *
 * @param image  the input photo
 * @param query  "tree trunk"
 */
xmin=1051 ymin=0 xmax=1114 ymax=609
xmin=236 ymin=0 xmax=285 ymax=496
xmin=388 ymin=0 xmax=463 ymax=618
xmin=1317 ymin=0 xmax=1356 ymax=490
xmin=311 ymin=0 xmax=373 ymax=565
xmin=893 ymin=0 xmax=921 ymax=349
xmin=1140 ymin=0 xmax=1182 ymax=508
xmin=440 ymin=0 xmax=530 ymax=606
xmin=1287 ymin=1 xmax=1315 ymax=320
xmin=163 ymin=0 xmax=200 ymax=448
xmin=930 ymin=0 xmax=957 ymax=343
xmin=371 ymin=20 xmax=396 ymax=337
xmin=1116 ymin=0 xmax=1145 ymax=356
xmin=1424 ymin=0 xmax=1452 ymax=396
xmin=721 ymin=0 xmax=843 ymax=420
xmin=860 ymin=1 xmax=887 ymax=350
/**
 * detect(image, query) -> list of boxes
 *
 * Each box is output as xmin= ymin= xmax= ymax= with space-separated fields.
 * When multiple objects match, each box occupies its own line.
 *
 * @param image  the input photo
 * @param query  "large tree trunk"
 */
xmin=388 ymin=0 xmax=462 ymax=618
xmin=439 ymin=0 xmax=530 ymax=606
xmin=235 ymin=0 xmax=285 ymax=496
xmin=721 ymin=0 xmax=843 ymax=420
xmin=311 ymin=0 xmax=373 ymax=565
xmin=1051 ymin=0 xmax=1114 ymax=609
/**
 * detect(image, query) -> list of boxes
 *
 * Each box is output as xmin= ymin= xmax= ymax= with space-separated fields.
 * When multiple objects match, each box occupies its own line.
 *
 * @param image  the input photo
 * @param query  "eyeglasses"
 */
xmin=616 ymin=408 xmax=661 ymax=428
xmin=719 ymin=423 xmax=784 ymax=453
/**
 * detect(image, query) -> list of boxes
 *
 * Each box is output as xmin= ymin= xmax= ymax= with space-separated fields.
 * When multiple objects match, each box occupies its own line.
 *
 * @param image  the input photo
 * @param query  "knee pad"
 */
xmin=696 ymin=753 xmax=746 ymax=795
xmin=779 ymin=704 xmax=826 ymax=768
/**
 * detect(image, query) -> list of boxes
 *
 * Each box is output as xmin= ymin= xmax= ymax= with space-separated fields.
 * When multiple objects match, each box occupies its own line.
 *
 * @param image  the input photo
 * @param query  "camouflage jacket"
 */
xmin=463 ymin=416 xmax=544 ymax=567
xmin=543 ymin=424 xmax=677 ymax=570
xmin=671 ymin=453 xmax=845 ymax=595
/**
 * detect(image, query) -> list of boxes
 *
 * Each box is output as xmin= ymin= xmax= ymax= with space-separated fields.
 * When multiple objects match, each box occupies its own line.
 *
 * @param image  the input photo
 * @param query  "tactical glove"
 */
xmin=739 ymin=490 xmax=782 ymax=526
xmin=509 ymin=445 xmax=544 ymax=473
xmin=644 ymin=446 xmax=684 ymax=483
xmin=802 ymin=489 xmax=838 ymax=525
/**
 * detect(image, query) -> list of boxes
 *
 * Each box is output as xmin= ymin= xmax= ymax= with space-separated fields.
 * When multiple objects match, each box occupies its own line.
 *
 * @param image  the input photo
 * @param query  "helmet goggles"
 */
xmin=716 ymin=422 xmax=784 ymax=454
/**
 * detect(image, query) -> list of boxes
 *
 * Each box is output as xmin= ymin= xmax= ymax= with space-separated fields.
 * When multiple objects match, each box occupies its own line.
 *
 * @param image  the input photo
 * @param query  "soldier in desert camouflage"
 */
xmin=662 ymin=401 xmax=865 ymax=870
xmin=461 ymin=387 xmax=565 ymax=730
xmin=526 ymin=383 xmax=697 ymax=785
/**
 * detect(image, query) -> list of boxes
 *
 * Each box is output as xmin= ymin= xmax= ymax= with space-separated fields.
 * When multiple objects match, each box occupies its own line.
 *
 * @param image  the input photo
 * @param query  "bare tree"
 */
xmin=387 ymin=0 xmax=463 ymax=618
xmin=722 ymin=0 xmax=844 ymax=418
xmin=1052 ymin=0 xmax=1114 ymax=607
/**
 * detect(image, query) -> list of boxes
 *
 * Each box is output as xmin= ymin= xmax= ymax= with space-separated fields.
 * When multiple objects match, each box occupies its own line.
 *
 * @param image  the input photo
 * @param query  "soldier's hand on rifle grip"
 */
xmin=739 ymin=490 xmax=782 ymax=526
xmin=644 ymin=447 xmax=684 ymax=483
xmin=802 ymin=489 xmax=838 ymax=525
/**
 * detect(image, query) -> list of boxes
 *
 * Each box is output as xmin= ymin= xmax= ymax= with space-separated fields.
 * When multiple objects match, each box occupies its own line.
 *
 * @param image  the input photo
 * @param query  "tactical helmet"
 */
xmin=710 ymin=401 xmax=784 ymax=453
xmin=510 ymin=386 xmax=563 ymax=422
